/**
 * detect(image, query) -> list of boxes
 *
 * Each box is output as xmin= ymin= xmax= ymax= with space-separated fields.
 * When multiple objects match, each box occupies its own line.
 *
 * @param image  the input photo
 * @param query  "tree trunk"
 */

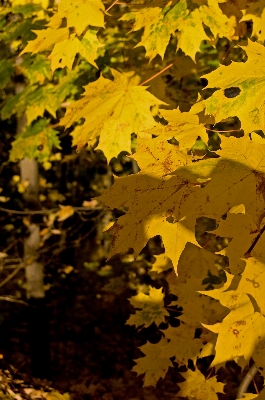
xmin=16 ymin=81 xmax=50 ymax=379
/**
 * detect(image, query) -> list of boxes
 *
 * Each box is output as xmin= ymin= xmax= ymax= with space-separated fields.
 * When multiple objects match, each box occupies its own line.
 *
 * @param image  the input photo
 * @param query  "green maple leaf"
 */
xmin=0 ymin=3 xmax=42 ymax=18
xmin=60 ymin=69 xmax=166 ymax=161
xmin=1 ymin=84 xmax=60 ymax=125
xmin=0 ymin=59 xmax=14 ymax=89
xmin=0 ymin=17 xmax=45 ymax=45
xmin=1 ymin=67 xmax=81 ymax=126
xmin=9 ymin=119 xmax=60 ymax=163
xmin=20 ymin=54 xmax=52 ymax=85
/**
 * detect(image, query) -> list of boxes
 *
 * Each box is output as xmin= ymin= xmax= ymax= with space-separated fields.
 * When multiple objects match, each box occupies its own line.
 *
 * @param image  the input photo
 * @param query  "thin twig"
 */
xmin=244 ymin=224 xmax=265 ymax=257
xmin=106 ymin=0 xmax=119 ymax=12
xmin=0 ymin=205 xmax=104 ymax=215
xmin=0 ymin=265 xmax=24 ymax=288
xmin=3 ymin=238 xmax=22 ymax=254
xmin=139 ymin=59 xmax=181 ymax=86
xmin=236 ymin=364 xmax=258 ymax=399
xmin=206 ymin=367 xmax=214 ymax=380
xmin=253 ymin=374 xmax=259 ymax=395
xmin=0 ymin=296 xmax=29 ymax=306
xmin=221 ymin=43 xmax=234 ymax=62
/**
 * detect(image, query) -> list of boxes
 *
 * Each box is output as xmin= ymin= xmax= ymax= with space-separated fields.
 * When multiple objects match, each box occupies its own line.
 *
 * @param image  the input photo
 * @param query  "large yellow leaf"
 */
xmin=200 ymin=276 xmax=265 ymax=366
xmin=176 ymin=135 xmax=265 ymax=227
xmin=60 ymin=69 xmax=166 ymax=161
xmin=120 ymin=0 xmax=235 ymax=61
xmin=203 ymin=40 xmax=265 ymax=133
xmin=57 ymin=0 xmax=105 ymax=35
xmin=98 ymin=170 xmax=199 ymax=270
xmin=203 ymin=311 xmax=265 ymax=367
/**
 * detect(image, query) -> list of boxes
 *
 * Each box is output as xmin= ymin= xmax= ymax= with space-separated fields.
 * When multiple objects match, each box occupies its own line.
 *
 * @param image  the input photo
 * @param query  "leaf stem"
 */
xmin=139 ymin=58 xmax=181 ymax=86
xmin=106 ymin=0 xmax=120 ymax=12
xmin=244 ymin=224 xmax=265 ymax=257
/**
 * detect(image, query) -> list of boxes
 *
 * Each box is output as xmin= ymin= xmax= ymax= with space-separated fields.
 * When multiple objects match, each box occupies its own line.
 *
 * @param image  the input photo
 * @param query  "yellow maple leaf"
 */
xmin=241 ymin=0 xmax=265 ymax=42
xmin=204 ymin=311 xmax=265 ymax=367
xmin=173 ymin=135 xmax=265 ymax=229
xmin=127 ymin=287 xmax=169 ymax=328
xmin=203 ymin=40 xmax=265 ymax=133
xmin=132 ymin=339 xmax=173 ymax=386
xmin=178 ymin=368 xmax=224 ymax=400
xmin=60 ymin=69 xmax=166 ymax=161
xmin=236 ymin=235 xmax=265 ymax=316
xmin=120 ymin=0 xmax=235 ymax=61
xmin=131 ymin=137 xmax=192 ymax=178
xmin=57 ymin=0 xmax=105 ymax=35
xmin=48 ymin=30 xmax=103 ymax=71
xmin=200 ymin=275 xmax=265 ymax=367
xmin=143 ymin=107 xmax=209 ymax=151
xmin=98 ymin=170 xmax=199 ymax=271
xmin=21 ymin=0 xmax=105 ymax=71
xmin=211 ymin=207 xmax=258 ymax=275
xmin=166 ymin=244 xmax=227 ymax=330
xmin=21 ymin=28 xmax=69 ymax=55
xmin=120 ymin=2 xmax=188 ymax=62
xmin=161 ymin=324 xmax=202 ymax=366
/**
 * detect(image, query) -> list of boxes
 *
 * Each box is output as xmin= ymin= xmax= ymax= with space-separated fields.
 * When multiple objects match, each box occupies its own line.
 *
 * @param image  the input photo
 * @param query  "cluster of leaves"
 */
xmin=2 ymin=0 xmax=265 ymax=397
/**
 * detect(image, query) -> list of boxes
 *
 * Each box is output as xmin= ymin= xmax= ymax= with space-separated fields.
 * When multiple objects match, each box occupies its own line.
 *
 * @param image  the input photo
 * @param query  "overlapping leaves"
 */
xmin=21 ymin=0 xmax=105 ymax=70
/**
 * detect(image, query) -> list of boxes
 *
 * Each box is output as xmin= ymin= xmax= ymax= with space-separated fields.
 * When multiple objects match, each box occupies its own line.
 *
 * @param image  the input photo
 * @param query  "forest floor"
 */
xmin=0 ymin=250 xmax=262 ymax=400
